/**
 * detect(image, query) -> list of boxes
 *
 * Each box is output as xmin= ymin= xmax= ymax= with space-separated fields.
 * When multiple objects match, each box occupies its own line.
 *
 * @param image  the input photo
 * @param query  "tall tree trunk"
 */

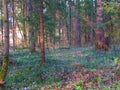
xmin=28 ymin=0 xmax=35 ymax=52
xmin=0 ymin=0 xmax=9 ymax=84
xmin=95 ymin=0 xmax=104 ymax=49
xmin=75 ymin=0 xmax=81 ymax=47
xmin=0 ymin=6 xmax=4 ymax=45
xmin=12 ymin=0 xmax=16 ymax=51
xmin=104 ymin=15 xmax=111 ymax=48
xmin=66 ymin=21 xmax=69 ymax=47
xmin=58 ymin=21 xmax=61 ymax=47
xmin=22 ymin=2 xmax=27 ymax=48
xmin=40 ymin=0 xmax=45 ymax=64
xmin=103 ymin=0 xmax=111 ymax=48
xmin=69 ymin=1 xmax=72 ymax=46
xmin=90 ymin=0 xmax=96 ymax=45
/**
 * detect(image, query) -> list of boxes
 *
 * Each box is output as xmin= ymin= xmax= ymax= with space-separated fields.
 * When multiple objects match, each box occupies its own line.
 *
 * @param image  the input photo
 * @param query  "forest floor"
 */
xmin=1 ymin=46 xmax=120 ymax=90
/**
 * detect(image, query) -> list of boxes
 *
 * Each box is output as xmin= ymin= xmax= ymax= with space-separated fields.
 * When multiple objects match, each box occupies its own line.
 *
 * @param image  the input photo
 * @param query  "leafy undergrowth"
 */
xmin=1 ymin=46 xmax=120 ymax=89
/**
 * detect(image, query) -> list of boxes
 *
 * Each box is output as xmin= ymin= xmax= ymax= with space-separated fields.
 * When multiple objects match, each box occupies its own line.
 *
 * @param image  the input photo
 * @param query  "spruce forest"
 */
xmin=0 ymin=0 xmax=120 ymax=90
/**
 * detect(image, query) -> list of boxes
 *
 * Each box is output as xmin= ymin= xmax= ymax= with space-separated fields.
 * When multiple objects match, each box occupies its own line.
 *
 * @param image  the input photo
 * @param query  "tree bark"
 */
xmin=12 ymin=0 xmax=16 ymax=51
xmin=0 ymin=6 xmax=4 ymax=46
xmin=75 ymin=0 xmax=81 ymax=47
xmin=69 ymin=1 xmax=72 ymax=46
xmin=0 ymin=0 xmax=9 ymax=84
xmin=95 ymin=0 xmax=105 ymax=50
xmin=21 ymin=1 xmax=28 ymax=48
xmin=28 ymin=0 xmax=36 ymax=52
xmin=40 ymin=0 xmax=45 ymax=64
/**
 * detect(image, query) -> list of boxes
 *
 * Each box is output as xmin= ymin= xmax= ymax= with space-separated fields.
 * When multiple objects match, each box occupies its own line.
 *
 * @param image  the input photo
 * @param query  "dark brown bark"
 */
xmin=40 ymin=0 xmax=45 ymax=64
xmin=0 ymin=0 xmax=9 ymax=83
xmin=85 ymin=32 xmax=90 ymax=43
xmin=104 ymin=16 xmax=111 ymax=48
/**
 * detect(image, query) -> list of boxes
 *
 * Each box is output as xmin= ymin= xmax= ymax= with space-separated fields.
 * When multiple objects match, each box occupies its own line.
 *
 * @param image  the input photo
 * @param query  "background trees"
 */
xmin=0 ymin=0 xmax=119 ymax=49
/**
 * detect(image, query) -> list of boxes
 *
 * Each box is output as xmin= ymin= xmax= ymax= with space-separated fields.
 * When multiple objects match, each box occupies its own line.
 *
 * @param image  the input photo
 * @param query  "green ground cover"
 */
xmin=1 ymin=46 xmax=120 ymax=90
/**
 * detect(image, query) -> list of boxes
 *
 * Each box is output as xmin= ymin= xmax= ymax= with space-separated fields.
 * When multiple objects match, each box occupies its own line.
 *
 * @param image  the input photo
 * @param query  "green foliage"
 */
xmin=114 ymin=57 xmax=118 ymax=65
xmin=103 ymin=1 xmax=120 ymax=44
xmin=97 ymin=76 xmax=102 ymax=83
xmin=103 ymin=1 xmax=118 ymax=16
xmin=102 ymin=87 xmax=110 ymax=90
xmin=29 ymin=36 xmax=36 ymax=42
xmin=44 ymin=13 xmax=56 ymax=36
xmin=112 ymin=81 xmax=120 ymax=90
xmin=75 ymin=80 xmax=83 ymax=90
xmin=17 ymin=16 xmax=26 ymax=24
xmin=75 ymin=85 xmax=82 ymax=90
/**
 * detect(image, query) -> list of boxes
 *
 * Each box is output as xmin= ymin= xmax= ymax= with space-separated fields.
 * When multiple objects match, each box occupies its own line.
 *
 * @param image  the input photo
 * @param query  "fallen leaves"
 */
xmin=42 ymin=64 xmax=120 ymax=90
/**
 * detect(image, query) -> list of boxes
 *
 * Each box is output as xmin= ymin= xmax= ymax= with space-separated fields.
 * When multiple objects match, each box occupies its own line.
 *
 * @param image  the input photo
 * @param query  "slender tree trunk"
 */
xmin=58 ymin=21 xmax=61 ymax=48
xmin=76 ymin=0 xmax=81 ymax=47
xmin=95 ymin=0 xmax=104 ymax=49
xmin=28 ymin=0 xmax=35 ymax=52
xmin=69 ymin=2 xmax=72 ymax=46
xmin=0 ymin=0 xmax=9 ymax=84
xmin=46 ymin=33 xmax=49 ymax=50
xmin=103 ymin=0 xmax=111 ymax=48
xmin=66 ymin=21 xmax=69 ymax=47
xmin=0 ymin=7 xmax=4 ymax=45
xmin=12 ymin=0 xmax=16 ymax=51
xmin=22 ymin=2 xmax=27 ymax=48
xmin=90 ymin=0 xmax=96 ymax=45
xmin=40 ymin=0 xmax=45 ymax=64
xmin=104 ymin=15 xmax=111 ymax=48
xmin=36 ymin=31 xmax=39 ymax=49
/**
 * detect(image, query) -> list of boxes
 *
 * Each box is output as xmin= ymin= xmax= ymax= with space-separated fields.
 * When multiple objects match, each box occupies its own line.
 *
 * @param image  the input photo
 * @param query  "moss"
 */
xmin=0 ymin=55 xmax=9 ymax=81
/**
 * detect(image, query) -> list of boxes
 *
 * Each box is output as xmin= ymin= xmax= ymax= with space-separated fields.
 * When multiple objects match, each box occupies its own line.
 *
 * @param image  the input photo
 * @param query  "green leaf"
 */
xmin=75 ymin=86 xmax=82 ymax=90
xmin=114 ymin=57 xmax=118 ymax=65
